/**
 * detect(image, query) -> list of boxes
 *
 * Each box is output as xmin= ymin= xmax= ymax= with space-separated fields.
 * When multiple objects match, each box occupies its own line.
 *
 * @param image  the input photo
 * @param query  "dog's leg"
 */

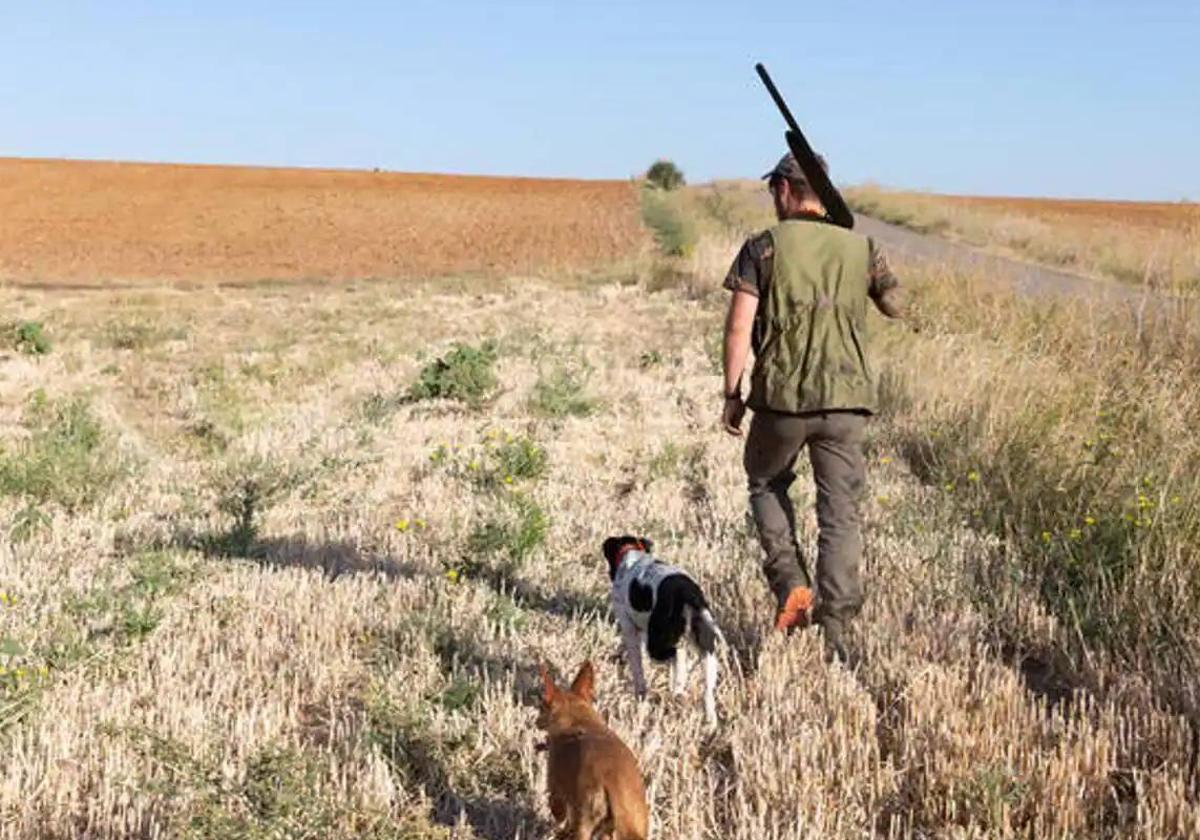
xmin=618 ymin=613 xmax=647 ymax=698
xmin=672 ymin=644 xmax=689 ymax=696
xmin=703 ymin=651 xmax=719 ymax=727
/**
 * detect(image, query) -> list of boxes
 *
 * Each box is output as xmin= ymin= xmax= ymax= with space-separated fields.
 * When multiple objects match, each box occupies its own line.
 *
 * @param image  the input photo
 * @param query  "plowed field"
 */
xmin=0 ymin=157 xmax=647 ymax=284
xmin=939 ymin=193 xmax=1200 ymax=231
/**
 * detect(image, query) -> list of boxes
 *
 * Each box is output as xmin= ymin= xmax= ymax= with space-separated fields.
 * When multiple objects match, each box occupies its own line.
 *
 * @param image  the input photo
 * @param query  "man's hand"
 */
xmin=722 ymin=395 xmax=747 ymax=436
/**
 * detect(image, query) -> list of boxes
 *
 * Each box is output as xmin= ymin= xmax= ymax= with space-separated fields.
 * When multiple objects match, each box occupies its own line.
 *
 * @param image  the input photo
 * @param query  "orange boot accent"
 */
xmin=774 ymin=586 xmax=814 ymax=632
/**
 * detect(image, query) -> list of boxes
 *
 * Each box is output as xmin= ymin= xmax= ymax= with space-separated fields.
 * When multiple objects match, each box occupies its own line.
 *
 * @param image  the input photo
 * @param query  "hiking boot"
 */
xmin=774 ymin=586 xmax=814 ymax=633
xmin=820 ymin=618 xmax=850 ymax=665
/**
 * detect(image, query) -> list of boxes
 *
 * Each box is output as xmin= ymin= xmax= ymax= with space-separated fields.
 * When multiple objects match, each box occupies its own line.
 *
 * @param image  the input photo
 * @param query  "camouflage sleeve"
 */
xmin=723 ymin=230 xmax=773 ymax=297
xmin=867 ymin=237 xmax=900 ymax=299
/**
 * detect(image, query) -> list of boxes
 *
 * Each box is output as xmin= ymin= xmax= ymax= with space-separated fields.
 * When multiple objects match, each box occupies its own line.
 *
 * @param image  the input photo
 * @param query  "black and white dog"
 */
xmin=602 ymin=535 xmax=723 ymax=726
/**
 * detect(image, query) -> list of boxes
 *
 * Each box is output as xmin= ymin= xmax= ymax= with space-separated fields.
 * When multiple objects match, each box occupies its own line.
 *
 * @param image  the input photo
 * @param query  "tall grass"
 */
xmin=882 ymin=266 xmax=1200 ymax=716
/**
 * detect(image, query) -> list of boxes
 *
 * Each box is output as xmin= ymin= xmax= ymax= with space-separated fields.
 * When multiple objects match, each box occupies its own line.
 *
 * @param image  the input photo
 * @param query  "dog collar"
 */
xmin=613 ymin=541 xmax=646 ymax=570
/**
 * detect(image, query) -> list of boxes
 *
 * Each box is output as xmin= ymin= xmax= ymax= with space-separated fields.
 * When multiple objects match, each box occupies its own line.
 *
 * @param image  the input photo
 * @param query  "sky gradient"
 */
xmin=2 ymin=2 xmax=1197 ymax=200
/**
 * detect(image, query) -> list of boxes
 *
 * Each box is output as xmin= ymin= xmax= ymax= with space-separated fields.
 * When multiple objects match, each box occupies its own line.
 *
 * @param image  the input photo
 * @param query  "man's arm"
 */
xmin=873 ymin=285 xmax=906 ymax=320
xmin=720 ymin=233 xmax=769 ymax=435
xmin=721 ymin=290 xmax=756 ymax=436
xmin=867 ymin=238 xmax=906 ymax=320
xmin=723 ymin=290 xmax=756 ymax=397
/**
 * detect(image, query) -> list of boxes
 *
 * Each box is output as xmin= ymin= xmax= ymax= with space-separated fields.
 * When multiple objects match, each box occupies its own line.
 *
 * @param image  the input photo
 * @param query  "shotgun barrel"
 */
xmin=754 ymin=62 xmax=855 ymax=230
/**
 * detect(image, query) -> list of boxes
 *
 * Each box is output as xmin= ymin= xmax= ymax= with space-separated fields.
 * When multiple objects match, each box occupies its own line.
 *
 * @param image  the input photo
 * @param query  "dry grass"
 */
xmin=2 ymin=257 xmax=1197 ymax=838
xmin=0 ymin=158 xmax=650 ymax=285
xmin=846 ymin=185 xmax=1200 ymax=292
xmin=0 ymin=173 xmax=1197 ymax=837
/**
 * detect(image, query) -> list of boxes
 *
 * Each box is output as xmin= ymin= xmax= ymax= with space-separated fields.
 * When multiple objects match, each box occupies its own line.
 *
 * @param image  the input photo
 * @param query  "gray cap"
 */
xmin=762 ymin=151 xmax=829 ymax=182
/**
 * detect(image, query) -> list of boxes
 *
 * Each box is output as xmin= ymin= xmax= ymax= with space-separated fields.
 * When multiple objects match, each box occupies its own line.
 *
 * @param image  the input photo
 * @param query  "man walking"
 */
xmin=721 ymin=152 xmax=905 ymax=662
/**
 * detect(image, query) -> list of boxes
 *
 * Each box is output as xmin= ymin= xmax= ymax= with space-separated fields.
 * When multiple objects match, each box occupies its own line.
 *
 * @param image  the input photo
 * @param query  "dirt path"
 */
xmin=854 ymin=214 xmax=1141 ymax=302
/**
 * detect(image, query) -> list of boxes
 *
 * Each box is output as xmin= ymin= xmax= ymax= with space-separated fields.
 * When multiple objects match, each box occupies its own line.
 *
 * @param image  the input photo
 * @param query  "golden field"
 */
xmin=0 ymin=165 xmax=1197 ymax=838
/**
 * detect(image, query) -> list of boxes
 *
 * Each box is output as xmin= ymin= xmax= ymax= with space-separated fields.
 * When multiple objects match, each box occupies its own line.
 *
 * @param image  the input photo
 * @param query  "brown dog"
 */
xmin=537 ymin=661 xmax=649 ymax=840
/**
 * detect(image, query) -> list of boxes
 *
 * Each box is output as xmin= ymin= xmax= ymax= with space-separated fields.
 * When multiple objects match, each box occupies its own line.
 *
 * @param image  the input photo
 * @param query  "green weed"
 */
xmin=429 ymin=430 xmax=548 ymax=491
xmin=410 ymin=341 xmax=499 ymax=408
xmin=529 ymin=359 xmax=596 ymax=419
xmin=466 ymin=492 xmax=549 ymax=574
xmin=0 ymin=391 xmax=126 ymax=510
xmin=7 ymin=321 xmax=51 ymax=355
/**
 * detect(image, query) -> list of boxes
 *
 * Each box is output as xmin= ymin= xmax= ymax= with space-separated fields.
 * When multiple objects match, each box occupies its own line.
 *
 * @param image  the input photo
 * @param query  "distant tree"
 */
xmin=645 ymin=159 xmax=685 ymax=191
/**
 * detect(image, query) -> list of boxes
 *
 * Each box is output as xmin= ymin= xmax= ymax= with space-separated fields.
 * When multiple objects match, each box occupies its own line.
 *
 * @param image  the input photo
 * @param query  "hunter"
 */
xmin=720 ymin=151 xmax=906 ymax=662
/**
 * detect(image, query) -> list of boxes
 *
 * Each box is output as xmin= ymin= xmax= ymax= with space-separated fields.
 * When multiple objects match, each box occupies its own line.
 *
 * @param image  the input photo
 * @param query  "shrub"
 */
xmin=410 ymin=341 xmax=499 ymax=407
xmin=466 ymin=492 xmax=549 ymax=572
xmin=0 ymin=392 xmax=125 ymax=510
xmin=641 ymin=190 xmax=697 ymax=258
xmin=645 ymin=159 xmax=685 ymax=191
xmin=529 ymin=359 xmax=596 ymax=419
xmin=207 ymin=455 xmax=296 ymax=557
xmin=8 ymin=321 xmax=51 ymax=356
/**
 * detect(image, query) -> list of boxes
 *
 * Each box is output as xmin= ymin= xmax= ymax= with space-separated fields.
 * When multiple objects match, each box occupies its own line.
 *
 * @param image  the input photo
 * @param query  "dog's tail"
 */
xmin=685 ymin=588 xmax=724 ymax=656
xmin=691 ymin=606 xmax=725 ymax=655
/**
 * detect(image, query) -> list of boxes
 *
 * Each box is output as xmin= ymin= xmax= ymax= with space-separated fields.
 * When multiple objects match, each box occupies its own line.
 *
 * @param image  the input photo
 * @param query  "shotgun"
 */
xmin=754 ymin=62 xmax=855 ymax=230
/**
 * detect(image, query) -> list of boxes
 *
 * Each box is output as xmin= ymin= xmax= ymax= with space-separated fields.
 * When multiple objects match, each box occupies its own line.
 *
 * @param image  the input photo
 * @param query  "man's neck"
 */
xmin=780 ymin=204 xmax=826 ymax=221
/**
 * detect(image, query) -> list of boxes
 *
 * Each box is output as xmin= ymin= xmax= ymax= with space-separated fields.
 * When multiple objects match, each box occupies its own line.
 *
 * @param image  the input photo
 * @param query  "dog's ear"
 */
xmin=601 ymin=537 xmax=621 ymax=564
xmin=570 ymin=660 xmax=596 ymax=703
xmin=639 ymin=536 xmax=654 ymax=554
xmin=540 ymin=664 xmax=559 ymax=706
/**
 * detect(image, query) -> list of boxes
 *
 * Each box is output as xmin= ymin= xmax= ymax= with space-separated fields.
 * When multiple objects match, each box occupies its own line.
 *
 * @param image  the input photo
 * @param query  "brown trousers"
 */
xmin=743 ymin=408 xmax=868 ymax=627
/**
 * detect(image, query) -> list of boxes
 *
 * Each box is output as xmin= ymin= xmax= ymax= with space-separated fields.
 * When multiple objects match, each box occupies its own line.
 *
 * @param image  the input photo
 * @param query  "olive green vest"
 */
xmin=747 ymin=220 xmax=876 ymax=415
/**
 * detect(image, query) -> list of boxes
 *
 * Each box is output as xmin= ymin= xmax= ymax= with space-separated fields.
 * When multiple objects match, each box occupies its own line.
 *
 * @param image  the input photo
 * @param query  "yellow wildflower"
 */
xmin=445 ymin=569 xmax=460 ymax=583
xmin=967 ymin=470 xmax=980 ymax=483
xmin=1171 ymin=495 xmax=1182 ymax=505
xmin=504 ymin=475 xmax=514 ymax=485
xmin=879 ymin=456 xmax=892 ymax=465
xmin=395 ymin=519 xmax=410 ymax=532
xmin=1040 ymin=531 xmax=1052 ymax=544
xmin=1084 ymin=516 xmax=1096 ymax=526
xmin=1069 ymin=528 xmax=1083 ymax=541
xmin=413 ymin=519 xmax=427 ymax=529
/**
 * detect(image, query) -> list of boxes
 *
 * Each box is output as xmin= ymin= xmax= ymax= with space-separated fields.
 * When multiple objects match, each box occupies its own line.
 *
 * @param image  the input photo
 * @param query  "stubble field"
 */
xmin=1 ymin=162 xmax=1197 ymax=838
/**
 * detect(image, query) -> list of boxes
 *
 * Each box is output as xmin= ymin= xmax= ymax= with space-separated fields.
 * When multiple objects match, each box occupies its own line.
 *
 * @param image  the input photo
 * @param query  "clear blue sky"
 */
xmin=3 ymin=2 xmax=1197 ymax=200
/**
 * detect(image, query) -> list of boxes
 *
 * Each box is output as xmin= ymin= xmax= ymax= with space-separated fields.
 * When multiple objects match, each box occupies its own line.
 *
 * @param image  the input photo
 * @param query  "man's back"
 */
xmin=747 ymin=219 xmax=875 ymax=415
